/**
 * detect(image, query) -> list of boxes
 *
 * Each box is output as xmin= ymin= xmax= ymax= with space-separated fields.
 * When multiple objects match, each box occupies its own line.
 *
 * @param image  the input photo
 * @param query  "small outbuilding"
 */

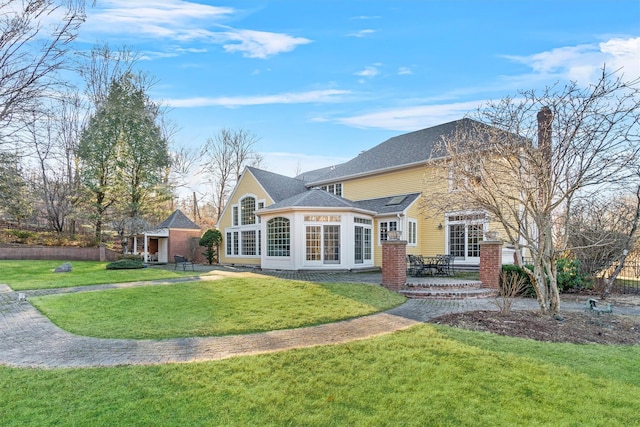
xmin=134 ymin=209 xmax=202 ymax=264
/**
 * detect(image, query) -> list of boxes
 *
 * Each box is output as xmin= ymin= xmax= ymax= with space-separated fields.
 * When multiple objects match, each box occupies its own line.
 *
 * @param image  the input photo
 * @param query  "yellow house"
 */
xmin=218 ymin=118 xmax=514 ymax=271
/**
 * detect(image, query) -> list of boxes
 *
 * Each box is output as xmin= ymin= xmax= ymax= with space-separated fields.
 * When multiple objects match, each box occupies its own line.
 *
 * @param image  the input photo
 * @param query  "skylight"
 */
xmin=386 ymin=195 xmax=406 ymax=206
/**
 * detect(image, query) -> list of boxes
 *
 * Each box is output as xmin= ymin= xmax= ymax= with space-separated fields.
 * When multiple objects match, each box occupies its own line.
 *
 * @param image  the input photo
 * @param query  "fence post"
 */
xmin=479 ymin=239 xmax=502 ymax=289
xmin=381 ymin=239 xmax=407 ymax=292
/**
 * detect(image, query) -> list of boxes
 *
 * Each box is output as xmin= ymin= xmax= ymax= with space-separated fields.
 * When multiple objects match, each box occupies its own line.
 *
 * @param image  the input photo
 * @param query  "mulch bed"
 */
xmin=432 ymin=309 xmax=640 ymax=345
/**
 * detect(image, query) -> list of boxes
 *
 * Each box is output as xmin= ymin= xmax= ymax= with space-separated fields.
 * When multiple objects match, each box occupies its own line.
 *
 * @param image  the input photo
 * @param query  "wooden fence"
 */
xmin=0 ymin=244 xmax=118 ymax=262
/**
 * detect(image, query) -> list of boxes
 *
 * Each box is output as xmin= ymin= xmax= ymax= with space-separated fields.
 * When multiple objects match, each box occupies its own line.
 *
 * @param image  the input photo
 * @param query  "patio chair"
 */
xmin=174 ymin=255 xmax=194 ymax=271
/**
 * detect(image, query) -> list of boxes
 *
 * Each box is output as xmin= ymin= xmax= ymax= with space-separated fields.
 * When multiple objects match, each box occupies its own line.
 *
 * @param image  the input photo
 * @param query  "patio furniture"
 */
xmin=174 ymin=255 xmax=194 ymax=271
xmin=434 ymin=254 xmax=455 ymax=276
xmin=407 ymin=255 xmax=439 ymax=276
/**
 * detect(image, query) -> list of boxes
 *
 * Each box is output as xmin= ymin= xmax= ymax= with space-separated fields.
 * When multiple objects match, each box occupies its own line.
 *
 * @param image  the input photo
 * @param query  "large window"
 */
xmin=305 ymin=224 xmax=342 ymax=265
xmin=354 ymin=225 xmax=372 ymax=264
xmin=319 ymin=183 xmax=342 ymax=197
xmin=323 ymin=225 xmax=340 ymax=264
xmin=240 ymin=197 xmax=256 ymax=225
xmin=232 ymin=206 xmax=238 ymax=226
xmin=408 ymin=219 xmax=417 ymax=245
xmin=267 ymin=217 xmax=290 ymax=257
xmin=379 ymin=220 xmax=398 ymax=243
xmin=447 ymin=212 xmax=487 ymax=261
xmin=306 ymin=226 xmax=321 ymax=261
xmin=232 ymin=231 xmax=239 ymax=255
xmin=241 ymin=230 xmax=257 ymax=256
xmin=226 ymin=196 xmax=262 ymax=258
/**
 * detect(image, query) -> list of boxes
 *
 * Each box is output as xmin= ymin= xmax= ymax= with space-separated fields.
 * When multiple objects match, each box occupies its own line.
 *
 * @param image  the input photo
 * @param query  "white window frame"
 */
xmin=445 ymin=211 xmax=488 ymax=263
xmin=407 ymin=219 xmax=418 ymax=246
xmin=378 ymin=220 xmax=398 ymax=245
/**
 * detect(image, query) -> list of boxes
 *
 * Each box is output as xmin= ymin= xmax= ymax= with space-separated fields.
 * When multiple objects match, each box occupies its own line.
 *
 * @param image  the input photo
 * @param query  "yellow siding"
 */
xmin=344 ymin=165 xmax=428 ymax=200
xmin=351 ymin=164 xmax=451 ymax=266
xmin=218 ymin=170 xmax=274 ymax=266
xmin=217 ymin=172 xmax=273 ymax=231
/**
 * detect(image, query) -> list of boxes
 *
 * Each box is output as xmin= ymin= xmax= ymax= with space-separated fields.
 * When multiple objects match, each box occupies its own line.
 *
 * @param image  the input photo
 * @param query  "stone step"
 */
xmin=399 ymin=287 xmax=497 ymax=300
xmin=405 ymin=280 xmax=484 ymax=289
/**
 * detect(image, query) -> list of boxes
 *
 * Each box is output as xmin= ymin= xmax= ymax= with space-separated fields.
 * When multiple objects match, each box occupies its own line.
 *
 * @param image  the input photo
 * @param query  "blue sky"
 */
xmin=77 ymin=0 xmax=640 ymax=186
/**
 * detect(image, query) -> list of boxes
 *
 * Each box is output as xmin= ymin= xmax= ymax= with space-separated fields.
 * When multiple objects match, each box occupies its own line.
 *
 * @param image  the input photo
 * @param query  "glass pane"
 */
xmin=354 ymin=226 xmax=363 ymax=263
xmin=467 ymin=224 xmax=484 ymax=258
xmin=267 ymin=217 xmax=290 ymax=257
xmin=306 ymin=226 xmax=321 ymax=261
xmin=323 ymin=225 xmax=340 ymax=264
xmin=449 ymin=224 xmax=465 ymax=257
xmin=241 ymin=230 xmax=256 ymax=256
xmin=241 ymin=197 xmax=256 ymax=225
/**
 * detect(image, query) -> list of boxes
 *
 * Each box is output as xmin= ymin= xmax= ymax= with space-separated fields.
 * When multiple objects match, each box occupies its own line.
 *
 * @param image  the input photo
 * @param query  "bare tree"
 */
xmin=0 ymin=153 xmax=33 ymax=223
xmin=0 ymin=0 xmax=86 ymax=146
xmin=23 ymin=96 xmax=83 ymax=233
xmin=77 ymin=43 xmax=139 ymax=108
xmin=433 ymin=69 xmax=640 ymax=314
xmin=200 ymin=128 xmax=261 ymax=223
xmin=569 ymin=171 xmax=640 ymax=298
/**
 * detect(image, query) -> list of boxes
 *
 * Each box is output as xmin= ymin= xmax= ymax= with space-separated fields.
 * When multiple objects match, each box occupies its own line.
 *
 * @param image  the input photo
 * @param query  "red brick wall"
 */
xmin=0 ymin=245 xmax=118 ymax=261
xmin=381 ymin=240 xmax=407 ymax=291
xmin=168 ymin=229 xmax=204 ymax=263
xmin=479 ymin=240 xmax=502 ymax=289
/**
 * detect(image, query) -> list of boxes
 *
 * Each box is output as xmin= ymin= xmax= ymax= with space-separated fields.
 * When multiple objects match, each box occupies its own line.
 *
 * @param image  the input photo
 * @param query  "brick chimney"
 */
xmin=537 ymin=106 xmax=553 ymax=163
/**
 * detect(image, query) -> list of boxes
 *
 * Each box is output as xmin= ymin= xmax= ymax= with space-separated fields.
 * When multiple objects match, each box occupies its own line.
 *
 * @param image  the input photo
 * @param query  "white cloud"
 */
xmin=504 ymin=36 xmax=640 ymax=86
xmin=337 ymin=101 xmax=485 ymax=131
xmin=347 ymin=29 xmax=376 ymax=38
xmin=355 ymin=64 xmax=381 ymax=78
xmin=166 ymin=89 xmax=351 ymax=108
xmin=87 ymin=0 xmax=233 ymax=37
xmin=398 ymin=67 xmax=412 ymax=75
xmin=220 ymin=29 xmax=311 ymax=59
xmin=85 ymin=1 xmax=311 ymax=59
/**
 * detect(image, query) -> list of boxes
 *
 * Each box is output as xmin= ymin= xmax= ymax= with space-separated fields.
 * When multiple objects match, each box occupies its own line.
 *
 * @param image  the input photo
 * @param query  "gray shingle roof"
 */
xmin=262 ymin=188 xmax=365 ymax=211
xmin=157 ymin=209 xmax=201 ymax=229
xmin=353 ymin=193 xmax=421 ymax=215
xmin=308 ymin=118 xmax=479 ymax=185
xmin=247 ymin=166 xmax=307 ymax=202
xmin=295 ymin=164 xmax=343 ymax=182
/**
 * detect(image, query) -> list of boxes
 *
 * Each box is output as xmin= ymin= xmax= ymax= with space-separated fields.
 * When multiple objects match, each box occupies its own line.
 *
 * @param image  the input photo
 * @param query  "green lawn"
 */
xmin=0 ymin=260 xmax=200 ymax=290
xmin=29 ymin=277 xmax=405 ymax=338
xmin=2 ymin=260 xmax=639 ymax=425
xmin=0 ymin=325 xmax=638 ymax=426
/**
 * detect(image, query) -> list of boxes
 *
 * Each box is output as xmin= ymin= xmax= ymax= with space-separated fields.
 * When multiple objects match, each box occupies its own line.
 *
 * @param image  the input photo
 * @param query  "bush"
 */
xmin=556 ymin=258 xmax=587 ymax=292
xmin=117 ymin=254 xmax=143 ymax=261
xmin=199 ymin=229 xmax=222 ymax=265
xmin=6 ymin=229 xmax=36 ymax=243
xmin=106 ymin=259 xmax=145 ymax=270
xmin=501 ymin=259 xmax=588 ymax=297
xmin=500 ymin=264 xmax=536 ymax=297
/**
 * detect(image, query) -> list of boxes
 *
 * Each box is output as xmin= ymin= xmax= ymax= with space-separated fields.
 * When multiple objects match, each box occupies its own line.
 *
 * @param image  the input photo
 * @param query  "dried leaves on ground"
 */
xmin=432 ymin=309 xmax=640 ymax=345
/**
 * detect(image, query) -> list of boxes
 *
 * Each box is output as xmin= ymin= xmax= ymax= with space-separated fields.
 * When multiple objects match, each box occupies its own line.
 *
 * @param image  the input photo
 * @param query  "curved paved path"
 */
xmin=1 ymin=270 xmax=638 ymax=369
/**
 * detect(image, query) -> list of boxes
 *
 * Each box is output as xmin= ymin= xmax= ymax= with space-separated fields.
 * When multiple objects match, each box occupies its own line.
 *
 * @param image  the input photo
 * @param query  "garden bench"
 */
xmin=174 ymin=255 xmax=194 ymax=271
xmin=586 ymin=298 xmax=613 ymax=315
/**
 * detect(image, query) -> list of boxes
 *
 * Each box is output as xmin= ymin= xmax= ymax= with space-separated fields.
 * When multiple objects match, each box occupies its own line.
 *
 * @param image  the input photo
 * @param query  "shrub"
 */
xmin=106 ymin=259 xmax=145 ymax=270
xmin=6 ymin=229 xmax=36 ymax=243
xmin=501 ymin=259 xmax=588 ymax=297
xmin=500 ymin=264 xmax=535 ymax=297
xmin=494 ymin=271 xmax=529 ymax=314
xmin=199 ymin=229 xmax=222 ymax=265
xmin=556 ymin=258 xmax=587 ymax=292
xmin=117 ymin=254 xmax=143 ymax=261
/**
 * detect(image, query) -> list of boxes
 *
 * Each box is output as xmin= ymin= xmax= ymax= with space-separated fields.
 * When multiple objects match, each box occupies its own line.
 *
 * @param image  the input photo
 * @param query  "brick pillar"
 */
xmin=479 ymin=240 xmax=502 ymax=289
xmin=381 ymin=240 xmax=407 ymax=291
xmin=99 ymin=244 xmax=106 ymax=262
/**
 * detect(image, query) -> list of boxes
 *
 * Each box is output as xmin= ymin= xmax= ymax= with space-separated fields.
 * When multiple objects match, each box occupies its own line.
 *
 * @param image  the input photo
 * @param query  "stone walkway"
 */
xmin=1 ymin=269 xmax=638 ymax=369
